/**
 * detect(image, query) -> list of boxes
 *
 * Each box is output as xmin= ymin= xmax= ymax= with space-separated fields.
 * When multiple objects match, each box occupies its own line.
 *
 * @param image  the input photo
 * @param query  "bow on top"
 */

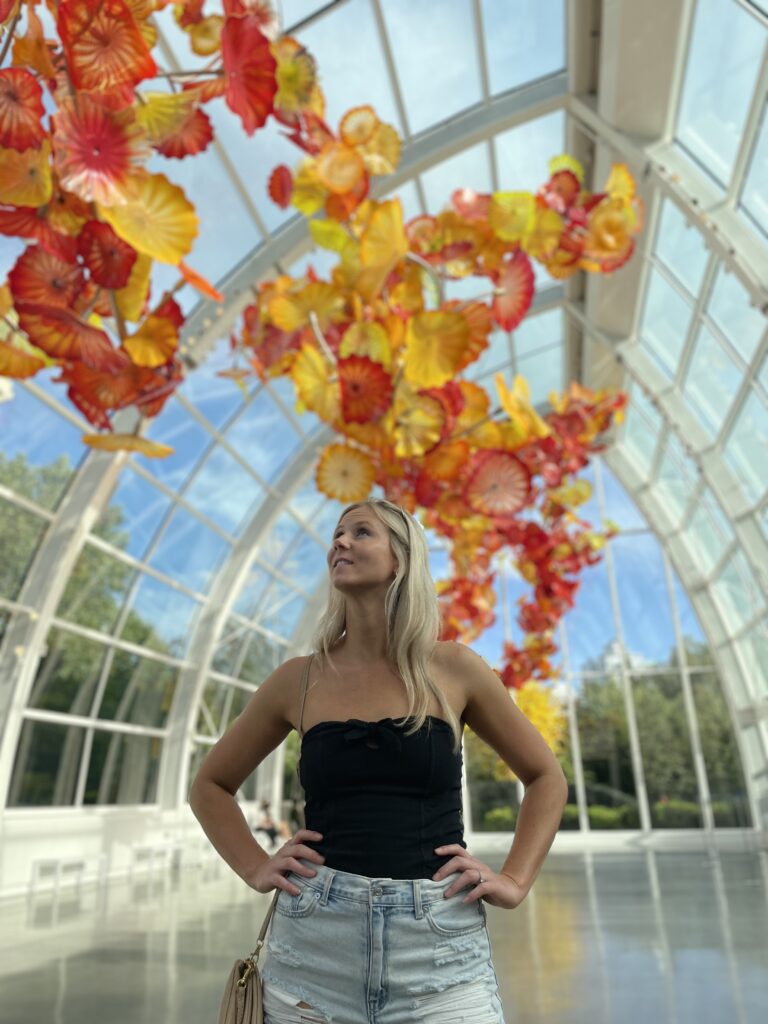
xmin=342 ymin=719 xmax=404 ymax=752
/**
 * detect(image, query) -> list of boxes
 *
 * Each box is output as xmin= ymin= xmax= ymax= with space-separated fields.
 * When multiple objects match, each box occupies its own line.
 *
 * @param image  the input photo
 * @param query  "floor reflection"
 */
xmin=0 ymin=847 xmax=766 ymax=1023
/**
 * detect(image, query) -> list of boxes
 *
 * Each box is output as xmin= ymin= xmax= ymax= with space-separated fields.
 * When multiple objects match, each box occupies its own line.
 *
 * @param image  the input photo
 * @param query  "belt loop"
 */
xmin=320 ymin=867 xmax=335 ymax=906
xmin=412 ymin=878 xmax=423 ymax=919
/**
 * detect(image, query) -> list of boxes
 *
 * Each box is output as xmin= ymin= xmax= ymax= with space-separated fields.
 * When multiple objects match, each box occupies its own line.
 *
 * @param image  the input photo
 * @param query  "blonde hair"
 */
xmin=309 ymin=498 xmax=462 ymax=754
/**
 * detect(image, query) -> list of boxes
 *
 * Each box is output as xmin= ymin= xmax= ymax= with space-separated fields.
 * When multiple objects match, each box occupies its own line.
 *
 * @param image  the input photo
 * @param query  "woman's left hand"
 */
xmin=433 ymin=844 xmax=527 ymax=910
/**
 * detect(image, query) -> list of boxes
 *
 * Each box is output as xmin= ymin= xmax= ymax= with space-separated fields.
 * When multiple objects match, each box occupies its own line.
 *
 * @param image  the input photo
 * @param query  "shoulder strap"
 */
xmin=297 ymin=653 xmax=314 ymax=737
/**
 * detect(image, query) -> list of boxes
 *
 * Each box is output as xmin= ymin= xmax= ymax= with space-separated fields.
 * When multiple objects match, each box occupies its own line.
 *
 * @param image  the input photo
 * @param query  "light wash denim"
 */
xmin=261 ymin=859 xmax=506 ymax=1023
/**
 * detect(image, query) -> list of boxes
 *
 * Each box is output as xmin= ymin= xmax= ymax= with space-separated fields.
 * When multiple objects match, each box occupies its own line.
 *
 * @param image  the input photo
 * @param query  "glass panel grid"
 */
xmin=653 ymin=198 xmax=709 ymax=296
xmin=682 ymin=323 xmax=744 ymax=437
xmin=379 ymin=0 xmax=482 ymax=136
xmin=723 ymin=384 xmax=768 ymax=504
xmin=675 ymin=0 xmax=766 ymax=188
xmin=705 ymin=265 xmax=766 ymax=365
xmin=639 ymin=266 xmax=695 ymax=380
xmin=739 ymin=99 xmax=768 ymax=238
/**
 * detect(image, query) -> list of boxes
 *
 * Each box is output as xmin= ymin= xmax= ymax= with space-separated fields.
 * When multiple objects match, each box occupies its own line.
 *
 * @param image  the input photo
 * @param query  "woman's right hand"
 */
xmin=247 ymin=829 xmax=325 ymax=896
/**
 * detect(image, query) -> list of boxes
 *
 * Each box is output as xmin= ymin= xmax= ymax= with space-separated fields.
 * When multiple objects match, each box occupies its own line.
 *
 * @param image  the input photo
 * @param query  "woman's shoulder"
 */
xmin=431 ymin=639 xmax=471 ymax=668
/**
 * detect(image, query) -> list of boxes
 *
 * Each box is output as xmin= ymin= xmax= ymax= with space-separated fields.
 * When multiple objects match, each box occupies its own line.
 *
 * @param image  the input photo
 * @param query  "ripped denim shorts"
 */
xmin=260 ymin=859 xmax=506 ymax=1024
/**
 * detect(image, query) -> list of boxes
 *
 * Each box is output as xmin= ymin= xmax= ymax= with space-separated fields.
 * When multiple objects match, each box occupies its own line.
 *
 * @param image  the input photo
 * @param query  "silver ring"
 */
xmin=477 ymin=870 xmax=485 ymax=885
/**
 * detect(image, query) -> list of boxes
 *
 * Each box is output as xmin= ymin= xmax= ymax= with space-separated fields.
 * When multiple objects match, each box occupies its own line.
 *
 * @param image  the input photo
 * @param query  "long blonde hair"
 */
xmin=309 ymin=498 xmax=462 ymax=753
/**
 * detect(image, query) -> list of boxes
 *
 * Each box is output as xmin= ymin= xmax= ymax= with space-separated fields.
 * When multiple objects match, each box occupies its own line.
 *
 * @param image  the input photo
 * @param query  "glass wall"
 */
xmin=467 ymin=460 xmax=750 ymax=832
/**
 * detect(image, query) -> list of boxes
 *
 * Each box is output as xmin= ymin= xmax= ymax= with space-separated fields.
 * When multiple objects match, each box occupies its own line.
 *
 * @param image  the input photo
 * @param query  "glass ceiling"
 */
xmin=0 ymin=0 xmax=765 ymax=828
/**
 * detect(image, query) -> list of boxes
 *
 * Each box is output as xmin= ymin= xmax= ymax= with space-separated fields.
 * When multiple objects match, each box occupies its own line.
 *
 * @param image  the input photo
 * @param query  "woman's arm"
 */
xmin=446 ymin=641 xmax=569 ymax=896
xmin=188 ymin=657 xmax=303 ymax=887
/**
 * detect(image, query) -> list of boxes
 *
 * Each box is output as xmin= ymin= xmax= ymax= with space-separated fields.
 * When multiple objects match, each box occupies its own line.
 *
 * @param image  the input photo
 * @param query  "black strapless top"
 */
xmin=298 ymin=715 xmax=466 ymax=879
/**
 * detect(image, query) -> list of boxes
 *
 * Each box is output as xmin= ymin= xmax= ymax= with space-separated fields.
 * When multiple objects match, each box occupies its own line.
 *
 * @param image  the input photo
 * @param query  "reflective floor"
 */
xmin=1 ymin=844 xmax=767 ymax=1023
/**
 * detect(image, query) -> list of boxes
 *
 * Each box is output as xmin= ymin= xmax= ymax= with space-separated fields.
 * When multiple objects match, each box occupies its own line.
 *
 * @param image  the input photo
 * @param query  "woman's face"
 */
xmin=328 ymin=506 xmax=399 ymax=590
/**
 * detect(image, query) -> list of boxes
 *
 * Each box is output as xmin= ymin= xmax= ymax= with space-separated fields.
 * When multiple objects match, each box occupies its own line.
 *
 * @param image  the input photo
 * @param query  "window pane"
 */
xmin=0 ymin=389 xmax=85 ymax=510
xmin=517 ymin=344 xmax=563 ymax=406
xmin=233 ymin=564 xmax=272 ymax=619
xmin=239 ymin=631 xmax=284 ymax=685
xmin=380 ymin=0 xmax=481 ymax=135
xmin=8 ymin=721 xmax=85 ymax=806
xmin=633 ymin=673 xmax=702 ymax=828
xmin=299 ymin=0 xmax=402 ymax=132
xmin=682 ymin=489 xmax=733 ymax=576
xmin=28 ymin=628 xmax=104 ymax=714
xmin=739 ymin=101 xmax=768 ymax=237
xmin=466 ymin=726 xmax=521 ymax=832
xmin=564 ymin=560 xmax=616 ymax=672
xmin=224 ymin=389 xmax=302 ymax=484
xmin=621 ymin=404 xmax=660 ymax=481
xmin=92 ymin=468 xmax=171 ymax=560
xmin=612 ymin=534 xmax=676 ymax=669
xmin=119 ymin=574 xmax=200 ymax=657
xmin=723 ymin=387 xmax=767 ymax=504
xmin=683 ymin=324 xmax=743 ymax=436
xmin=260 ymin=511 xmax=303 ymax=567
xmin=83 ymin=731 xmax=161 ymax=805
xmin=706 ymin=266 xmax=765 ymax=364
xmin=712 ymin=550 xmax=765 ymax=632
xmin=691 ymin=670 xmax=751 ymax=826
xmin=494 ymin=111 xmax=565 ymax=192
xmin=184 ymin=448 xmax=264 ymax=536
xmin=148 ymin=506 xmax=231 ymax=592
xmin=421 ymin=142 xmax=491 ymax=212
xmin=513 ymin=308 xmax=562 ymax=359
xmin=290 ymin=471 xmax=331 ymax=520
xmin=176 ymin=336 xmax=249 ymax=429
xmin=467 ymin=328 xmax=511 ymax=380
xmin=98 ymin=650 xmax=178 ymax=728
xmin=256 ymin=581 xmax=306 ymax=637
xmin=482 ymin=0 xmax=565 ymax=96
xmin=673 ymin=573 xmax=708 ymax=647
xmin=211 ymin=616 xmax=249 ymax=676
xmin=196 ymin=679 xmax=232 ymax=738
xmin=137 ymin=399 xmax=211 ymax=491
xmin=654 ymin=199 xmax=709 ymax=296
xmin=734 ymin=620 xmax=768 ymax=699
xmin=575 ymin=676 xmax=639 ymax=828
xmin=676 ymin=0 xmax=766 ymax=186
xmin=0 ymin=499 xmax=48 ymax=601
xmin=281 ymin=531 xmax=329 ymax=589
xmin=652 ymin=435 xmax=697 ymax=529
xmin=639 ymin=267 xmax=694 ymax=378
xmin=56 ymin=545 xmax=137 ymax=634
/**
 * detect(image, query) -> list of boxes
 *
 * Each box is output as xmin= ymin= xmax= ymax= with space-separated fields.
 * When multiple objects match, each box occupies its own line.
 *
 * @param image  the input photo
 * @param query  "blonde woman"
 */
xmin=190 ymin=498 xmax=568 ymax=1023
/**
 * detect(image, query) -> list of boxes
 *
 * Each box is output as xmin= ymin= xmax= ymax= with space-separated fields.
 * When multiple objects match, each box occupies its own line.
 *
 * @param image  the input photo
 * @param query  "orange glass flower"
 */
xmin=57 ymin=0 xmax=157 ymax=98
xmin=465 ymin=450 xmax=532 ymax=517
xmin=52 ymin=96 xmax=149 ymax=205
xmin=338 ymin=354 xmax=393 ymax=424
xmin=221 ymin=14 xmax=277 ymax=135
xmin=9 ymin=244 xmax=83 ymax=309
xmin=492 ymin=250 xmax=534 ymax=331
xmin=0 ymin=69 xmax=46 ymax=152
xmin=78 ymin=220 xmax=137 ymax=290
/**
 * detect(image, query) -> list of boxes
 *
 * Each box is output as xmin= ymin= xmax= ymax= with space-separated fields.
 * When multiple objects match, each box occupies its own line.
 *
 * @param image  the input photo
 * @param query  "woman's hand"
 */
xmin=247 ymin=829 xmax=325 ymax=896
xmin=433 ymin=844 xmax=528 ymax=910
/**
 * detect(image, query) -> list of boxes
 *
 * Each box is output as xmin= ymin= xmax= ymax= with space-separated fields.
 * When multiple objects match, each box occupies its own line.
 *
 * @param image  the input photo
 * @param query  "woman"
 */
xmin=190 ymin=498 xmax=568 ymax=1023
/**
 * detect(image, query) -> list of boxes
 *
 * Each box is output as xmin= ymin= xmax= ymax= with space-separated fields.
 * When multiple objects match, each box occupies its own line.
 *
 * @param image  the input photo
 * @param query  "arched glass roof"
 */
xmin=0 ymin=0 xmax=765 ymax=845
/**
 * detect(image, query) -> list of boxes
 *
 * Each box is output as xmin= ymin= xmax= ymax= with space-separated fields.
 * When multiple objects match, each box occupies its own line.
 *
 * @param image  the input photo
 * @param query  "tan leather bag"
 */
xmin=216 ymin=890 xmax=279 ymax=1024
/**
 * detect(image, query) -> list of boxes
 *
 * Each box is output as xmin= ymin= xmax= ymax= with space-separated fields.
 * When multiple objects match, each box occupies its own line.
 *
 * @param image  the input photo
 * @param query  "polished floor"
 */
xmin=0 ymin=841 xmax=766 ymax=1024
